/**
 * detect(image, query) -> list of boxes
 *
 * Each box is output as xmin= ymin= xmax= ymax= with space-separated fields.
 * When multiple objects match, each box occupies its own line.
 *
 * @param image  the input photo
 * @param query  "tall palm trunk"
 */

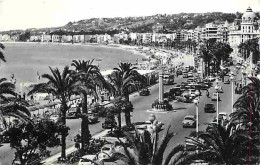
xmin=81 ymin=91 xmax=90 ymax=151
xmin=117 ymin=112 xmax=122 ymax=133
xmin=124 ymin=94 xmax=131 ymax=126
xmin=61 ymin=98 xmax=68 ymax=159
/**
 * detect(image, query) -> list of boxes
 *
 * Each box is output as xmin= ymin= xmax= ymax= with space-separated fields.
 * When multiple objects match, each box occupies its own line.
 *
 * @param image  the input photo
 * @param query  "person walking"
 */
xmin=206 ymin=89 xmax=209 ymax=98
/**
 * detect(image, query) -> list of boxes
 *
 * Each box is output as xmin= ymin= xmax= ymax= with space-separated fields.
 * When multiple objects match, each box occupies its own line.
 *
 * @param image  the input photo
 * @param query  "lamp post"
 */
xmin=215 ymin=83 xmax=219 ymax=124
xmin=194 ymin=98 xmax=199 ymax=137
xmin=230 ymin=75 xmax=234 ymax=113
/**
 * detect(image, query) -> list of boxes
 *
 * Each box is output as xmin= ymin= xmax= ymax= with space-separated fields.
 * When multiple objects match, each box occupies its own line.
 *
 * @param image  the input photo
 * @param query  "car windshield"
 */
xmin=205 ymin=104 xmax=213 ymax=108
xmin=102 ymin=147 xmax=110 ymax=151
xmin=81 ymin=159 xmax=91 ymax=162
xmin=185 ymin=117 xmax=194 ymax=120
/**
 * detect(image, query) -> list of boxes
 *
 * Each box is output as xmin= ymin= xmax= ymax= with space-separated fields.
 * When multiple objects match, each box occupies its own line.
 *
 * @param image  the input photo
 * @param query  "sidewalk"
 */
xmin=41 ymin=129 xmax=110 ymax=165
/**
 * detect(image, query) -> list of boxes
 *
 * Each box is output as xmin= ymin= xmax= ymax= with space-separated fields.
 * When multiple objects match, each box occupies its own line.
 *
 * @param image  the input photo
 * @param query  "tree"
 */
xmin=28 ymin=66 xmax=77 ymax=159
xmin=4 ymin=118 xmax=67 ymax=165
xmin=71 ymin=59 xmax=109 ymax=151
xmin=111 ymin=126 xmax=175 ymax=165
xmin=165 ymin=124 xmax=258 ymax=165
xmin=199 ymin=39 xmax=216 ymax=76
xmin=112 ymin=62 xmax=143 ymax=126
xmin=0 ymin=43 xmax=6 ymax=62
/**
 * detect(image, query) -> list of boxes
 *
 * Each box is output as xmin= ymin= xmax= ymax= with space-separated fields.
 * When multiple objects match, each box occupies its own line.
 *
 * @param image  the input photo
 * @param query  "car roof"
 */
xmin=205 ymin=103 xmax=214 ymax=106
xmin=219 ymin=112 xmax=227 ymax=115
xmin=184 ymin=115 xmax=195 ymax=118
xmin=82 ymin=155 xmax=96 ymax=159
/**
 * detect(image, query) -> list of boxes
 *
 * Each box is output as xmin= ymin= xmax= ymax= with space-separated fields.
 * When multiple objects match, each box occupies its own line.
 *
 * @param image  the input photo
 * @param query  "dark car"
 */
xmin=170 ymin=87 xmax=182 ymax=96
xmin=204 ymin=103 xmax=216 ymax=113
xmin=235 ymin=86 xmax=243 ymax=94
xmin=139 ymin=88 xmax=150 ymax=96
xmin=183 ymin=73 xmax=188 ymax=78
xmin=176 ymin=70 xmax=183 ymax=75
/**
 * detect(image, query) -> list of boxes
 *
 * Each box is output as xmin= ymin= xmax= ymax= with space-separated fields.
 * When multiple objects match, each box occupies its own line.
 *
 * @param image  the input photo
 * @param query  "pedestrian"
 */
xmin=206 ymin=89 xmax=209 ymax=98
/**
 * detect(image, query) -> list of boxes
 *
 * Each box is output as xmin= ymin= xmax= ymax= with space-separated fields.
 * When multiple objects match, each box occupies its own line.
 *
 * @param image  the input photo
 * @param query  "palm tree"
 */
xmin=112 ymin=125 xmax=175 ymax=165
xmin=230 ymin=77 xmax=260 ymax=140
xmin=165 ymin=124 xmax=258 ymax=165
xmin=0 ymin=80 xmax=30 ymax=128
xmin=71 ymin=59 xmax=109 ymax=151
xmin=0 ymin=43 xmax=6 ymax=62
xmin=28 ymin=66 xmax=77 ymax=159
xmin=113 ymin=62 xmax=143 ymax=126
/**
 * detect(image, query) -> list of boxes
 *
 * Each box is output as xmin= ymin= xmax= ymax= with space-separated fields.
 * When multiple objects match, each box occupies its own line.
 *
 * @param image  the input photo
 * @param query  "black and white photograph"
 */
xmin=0 ymin=0 xmax=260 ymax=164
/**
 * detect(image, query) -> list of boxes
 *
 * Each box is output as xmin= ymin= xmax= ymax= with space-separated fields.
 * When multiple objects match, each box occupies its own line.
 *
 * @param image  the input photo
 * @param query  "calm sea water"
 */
xmin=0 ymin=43 xmax=142 ymax=91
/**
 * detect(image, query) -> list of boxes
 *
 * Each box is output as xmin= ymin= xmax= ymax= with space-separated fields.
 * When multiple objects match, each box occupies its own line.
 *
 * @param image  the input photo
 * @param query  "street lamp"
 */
xmin=230 ymin=75 xmax=234 ymax=113
xmin=194 ymin=98 xmax=199 ymax=137
xmin=215 ymin=84 xmax=219 ymax=124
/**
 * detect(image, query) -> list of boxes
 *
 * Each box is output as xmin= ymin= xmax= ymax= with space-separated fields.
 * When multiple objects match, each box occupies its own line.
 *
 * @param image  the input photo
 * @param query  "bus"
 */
xmin=163 ymin=74 xmax=174 ymax=85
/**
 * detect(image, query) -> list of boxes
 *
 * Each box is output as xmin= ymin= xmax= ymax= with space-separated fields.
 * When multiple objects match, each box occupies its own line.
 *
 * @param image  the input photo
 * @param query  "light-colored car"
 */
xmin=182 ymin=115 xmax=196 ymax=128
xmin=78 ymin=155 xmax=97 ymax=165
xmin=49 ymin=115 xmax=60 ymax=123
xmin=211 ymin=93 xmax=220 ymax=101
xmin=215 ymin=86 xmax=223 ymax=93
xmin=218 ymin=112 xmax=229 ymax=121
xmin=207 ymin=76 xmax=215 ymax=82
xmin=98 ymin=144 xmax=116 ymax=160
xmin=188 ymin=72 xmax=193 ymax=77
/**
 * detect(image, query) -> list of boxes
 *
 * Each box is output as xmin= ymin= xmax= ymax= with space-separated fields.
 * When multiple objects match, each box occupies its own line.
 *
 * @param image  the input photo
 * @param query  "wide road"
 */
xmin=0 ymin=55 xmax=242 ymax=164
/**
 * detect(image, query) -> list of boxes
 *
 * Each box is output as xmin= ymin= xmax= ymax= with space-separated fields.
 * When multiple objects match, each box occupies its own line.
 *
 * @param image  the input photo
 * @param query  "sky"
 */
xmin=0 ymin=0 xmax=259 ymax=31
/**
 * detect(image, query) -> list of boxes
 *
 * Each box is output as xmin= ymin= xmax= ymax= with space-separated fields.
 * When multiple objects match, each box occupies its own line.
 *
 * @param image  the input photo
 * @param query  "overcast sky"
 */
xmin=0 ymin=0 xmax=259 ymax=31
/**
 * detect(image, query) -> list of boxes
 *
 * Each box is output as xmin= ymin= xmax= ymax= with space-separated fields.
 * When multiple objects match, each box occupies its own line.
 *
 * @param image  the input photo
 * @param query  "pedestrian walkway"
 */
xmin=41 ymin=130 xmax=109 ymax=164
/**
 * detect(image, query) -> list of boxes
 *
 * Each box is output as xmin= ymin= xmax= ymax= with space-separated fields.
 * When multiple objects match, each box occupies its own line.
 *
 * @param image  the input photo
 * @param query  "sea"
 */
xmin=0 ymin=43 xmax=143 ymax=93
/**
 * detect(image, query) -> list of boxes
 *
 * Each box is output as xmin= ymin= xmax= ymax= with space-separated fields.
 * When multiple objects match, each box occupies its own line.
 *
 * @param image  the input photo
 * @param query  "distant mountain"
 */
xmin=1 ymin=12 xmax=240 ymax=34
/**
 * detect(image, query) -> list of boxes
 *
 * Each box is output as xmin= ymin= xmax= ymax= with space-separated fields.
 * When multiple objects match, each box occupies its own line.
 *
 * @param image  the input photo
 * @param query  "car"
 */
xmin=98 ymin=144 xmax=116 ymax=160
xmin=182 ymin=115 xmax=196 ymax=128
xmin=207 ymin=76 xmax=216 ymax=82
xmin=88 ymin=113 xmax=98 ymax=123
xmin=49 ymin=115 xmax=60 ymax=123
xmin=188 ymin=89 xmax=196 ymax=98
xmin=102 ymin=118 xmax=117 ymax=129
xmin=215 ymin=86 xmax=224 ymax=93
xmin=211 ymin=93 xmax=220 ymax=101
xmin=183 ymin=73 xmax=188 ymax=78
xmin=218 ymin=112 xmax=229 ymax=122
xmin=224 ymin=78 xmax=230 ymax=84
xmin=169 ymin=87 xmax=182 ymax=96
xmin=204 ymin=104 xmax=216 ymax=113
xmin=188 ymin=72 xmax=193 ymax=77
xmin=235 ymin=86 xmax=243 ymax=94
xmin=139 ymin=88 xmax=150 ymax=96
xmin=78 ymin=155 xmax=98 ymax=165
xmin=176 ymin=70 xmax=183 ymax=75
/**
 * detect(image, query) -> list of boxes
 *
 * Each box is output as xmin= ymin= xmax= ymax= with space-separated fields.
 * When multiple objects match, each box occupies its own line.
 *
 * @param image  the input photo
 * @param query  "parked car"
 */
xmin=235 ymin=86 xmax=243 ymax=94
xmin=218 ymin=112 xmax=229 ymax=122
xmin=78 ymin=155 xmax=98 ymax=165
xmin=211 ymin=93 xmax=220 ymax=101
xmin=182 ymin=115 xmax=196 ymax=128
xmin=98 ymin=144 xmax=116 ymax=160
xmin=102 ymin=119 xmax=117 ymax=129
xmin=204 ymin=103 xmax=216 ymax=113
xmin=88 ymin=113 xmax=98 ymax=124
xmin=169 ymin=87 xmax=182 ymax=96
xmin=215 ymin=86 xmax=224 ymax=93
xmin=188 ymin=72 xmax=193 ymax=77
xmin=206 ymin=76 xmax=216 ymax=82
xmin=139 ymin=88 xmax=150 ymax=96
xmin=183 ymin=73 xmax=188 ymax=78
xmin=49 ymin=115 xmax=61 ymax=123
xmin=224 ymin=78 xmax=230 ymax=84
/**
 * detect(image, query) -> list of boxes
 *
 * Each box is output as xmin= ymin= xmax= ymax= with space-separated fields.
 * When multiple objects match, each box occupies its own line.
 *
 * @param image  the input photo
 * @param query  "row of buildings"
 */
xmin=0 ymin=7 xmax=259 ymax=49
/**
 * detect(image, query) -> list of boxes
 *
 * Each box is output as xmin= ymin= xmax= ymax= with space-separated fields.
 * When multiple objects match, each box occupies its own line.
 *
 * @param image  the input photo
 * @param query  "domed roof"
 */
xmin=242 ymin=7 xmax=256 ymax=22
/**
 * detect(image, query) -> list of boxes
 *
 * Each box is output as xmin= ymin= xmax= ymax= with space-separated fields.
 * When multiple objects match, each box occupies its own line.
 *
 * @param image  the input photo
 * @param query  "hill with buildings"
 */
xmin=0 ymin=12 xmax=244 ymax=35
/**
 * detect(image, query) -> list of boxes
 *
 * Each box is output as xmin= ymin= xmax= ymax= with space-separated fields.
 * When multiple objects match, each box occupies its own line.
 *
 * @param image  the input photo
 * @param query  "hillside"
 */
xmin=1 ymin=12 xmax=244 ymax=34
